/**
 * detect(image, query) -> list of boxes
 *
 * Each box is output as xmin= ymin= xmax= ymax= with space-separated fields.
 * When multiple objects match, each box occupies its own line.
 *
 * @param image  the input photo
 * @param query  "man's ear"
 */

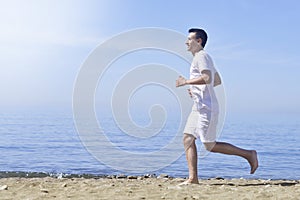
xmin=197 ymin=38 xmax=202 ymax=45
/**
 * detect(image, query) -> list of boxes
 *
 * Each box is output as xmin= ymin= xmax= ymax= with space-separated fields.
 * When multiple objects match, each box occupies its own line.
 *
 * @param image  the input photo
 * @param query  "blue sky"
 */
xmin=0 ymin=0 xmax=299 ymax=116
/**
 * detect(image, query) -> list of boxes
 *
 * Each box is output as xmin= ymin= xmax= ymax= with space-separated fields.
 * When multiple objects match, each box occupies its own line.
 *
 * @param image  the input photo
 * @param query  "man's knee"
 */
xmin=183 ymin=134 xmax=196 ymax=148
xmin=183 ymin=133 xmax=195 ymax=143
xmin=203 ymin=142 xmax=216 ymax=152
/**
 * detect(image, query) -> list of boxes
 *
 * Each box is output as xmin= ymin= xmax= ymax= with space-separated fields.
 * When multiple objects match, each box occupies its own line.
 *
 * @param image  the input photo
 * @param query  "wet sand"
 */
xmin=0 ymin=177 xmax=299 ymax=200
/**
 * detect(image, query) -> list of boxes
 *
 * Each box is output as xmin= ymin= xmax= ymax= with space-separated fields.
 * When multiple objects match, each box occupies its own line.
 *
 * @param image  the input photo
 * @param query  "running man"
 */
xmin=176 ymin=28 xmax=258 ymax=184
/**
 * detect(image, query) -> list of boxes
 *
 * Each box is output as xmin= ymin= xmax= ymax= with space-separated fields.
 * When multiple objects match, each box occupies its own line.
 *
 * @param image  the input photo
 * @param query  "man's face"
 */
xmin=186 ymin=32 xmax=202 ymax=53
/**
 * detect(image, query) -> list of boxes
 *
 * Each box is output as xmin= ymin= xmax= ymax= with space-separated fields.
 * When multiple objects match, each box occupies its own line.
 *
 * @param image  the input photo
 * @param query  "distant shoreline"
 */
xmin=1 ymin=171 xmax=299 ymax=181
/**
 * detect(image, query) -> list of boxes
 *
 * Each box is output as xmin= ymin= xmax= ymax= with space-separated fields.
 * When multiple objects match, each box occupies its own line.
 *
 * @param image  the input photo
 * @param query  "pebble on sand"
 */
xmin=0 ymin=185 xmax=8 ymax=190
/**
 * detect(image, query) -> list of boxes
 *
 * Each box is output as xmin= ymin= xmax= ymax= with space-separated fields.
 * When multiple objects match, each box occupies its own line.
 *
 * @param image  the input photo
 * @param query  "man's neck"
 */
xmin=192 ymin=48 xmax=204 ymax=56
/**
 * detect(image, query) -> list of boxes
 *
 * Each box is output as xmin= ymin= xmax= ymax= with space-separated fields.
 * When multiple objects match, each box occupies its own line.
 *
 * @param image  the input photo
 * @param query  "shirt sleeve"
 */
xmin=196 ymin=53 xmax=211 ymax=74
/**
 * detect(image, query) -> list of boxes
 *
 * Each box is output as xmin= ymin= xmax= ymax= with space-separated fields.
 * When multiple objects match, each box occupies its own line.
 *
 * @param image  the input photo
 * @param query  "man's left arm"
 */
xmin=176 ymin=70 xmax=211 ymax=87
xmin=213 ymin=72 xmax=221 ymax=87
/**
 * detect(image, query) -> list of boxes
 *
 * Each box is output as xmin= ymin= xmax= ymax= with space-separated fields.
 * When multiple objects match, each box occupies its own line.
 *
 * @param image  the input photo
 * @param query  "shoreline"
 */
xmin=1 ymin=171 xmax=300 ymax=181
xmin=0 ymin=176 xmax=299 ymax=200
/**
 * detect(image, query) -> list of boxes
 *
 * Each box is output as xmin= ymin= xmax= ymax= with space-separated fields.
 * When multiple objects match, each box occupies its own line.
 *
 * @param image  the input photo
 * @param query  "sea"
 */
xmin=0 ymin=109 xmax=299 ymax=180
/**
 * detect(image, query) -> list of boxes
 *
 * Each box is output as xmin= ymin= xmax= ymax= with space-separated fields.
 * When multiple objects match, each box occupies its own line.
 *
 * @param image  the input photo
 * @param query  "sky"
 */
xmin=0 ymin=0 xmax=299 ymax=117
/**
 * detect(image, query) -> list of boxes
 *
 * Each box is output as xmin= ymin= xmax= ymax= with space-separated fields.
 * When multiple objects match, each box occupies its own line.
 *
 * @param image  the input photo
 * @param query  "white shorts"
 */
xmin=184 ymin=104 xmax=219 ymax=143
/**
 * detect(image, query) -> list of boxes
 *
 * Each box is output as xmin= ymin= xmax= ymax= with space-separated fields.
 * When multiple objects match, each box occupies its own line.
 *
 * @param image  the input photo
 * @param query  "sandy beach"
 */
xmin=0 ymin=176 xmax=299 ymax=200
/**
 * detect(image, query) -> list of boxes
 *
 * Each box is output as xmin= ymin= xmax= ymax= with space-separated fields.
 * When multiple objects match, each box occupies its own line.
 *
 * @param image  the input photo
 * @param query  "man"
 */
xmin=176 ymin=28 xmax=258 ymax=184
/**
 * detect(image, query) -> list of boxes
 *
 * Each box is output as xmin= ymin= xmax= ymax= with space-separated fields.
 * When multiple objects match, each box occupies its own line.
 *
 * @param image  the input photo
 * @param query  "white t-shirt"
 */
xmin=190 ymin=50 xmax=219 ymax=113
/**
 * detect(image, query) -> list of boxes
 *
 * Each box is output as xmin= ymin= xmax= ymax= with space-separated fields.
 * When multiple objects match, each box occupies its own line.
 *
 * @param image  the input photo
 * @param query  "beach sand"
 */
xmin=0 ymin=177 xmax=299 ymax=200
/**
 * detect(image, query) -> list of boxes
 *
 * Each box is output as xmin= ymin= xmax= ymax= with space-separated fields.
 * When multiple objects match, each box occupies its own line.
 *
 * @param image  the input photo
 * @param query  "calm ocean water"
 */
xmin=0 ymin=110 xmax=299 ymax=180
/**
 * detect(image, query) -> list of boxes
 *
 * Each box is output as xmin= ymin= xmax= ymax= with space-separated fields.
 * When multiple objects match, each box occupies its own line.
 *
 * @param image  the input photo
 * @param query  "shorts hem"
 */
xmin=183 ymin=132 xmax=197 ymax=139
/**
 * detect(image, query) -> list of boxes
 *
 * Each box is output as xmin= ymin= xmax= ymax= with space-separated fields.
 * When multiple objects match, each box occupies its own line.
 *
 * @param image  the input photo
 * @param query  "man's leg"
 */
xmin=183 ymin=133 xmax=199 ymax=184
xmin=203 ymin=142 xmax=258 ymax=174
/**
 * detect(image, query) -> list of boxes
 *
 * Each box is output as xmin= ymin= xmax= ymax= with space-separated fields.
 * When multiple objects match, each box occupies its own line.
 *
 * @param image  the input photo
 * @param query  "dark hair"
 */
xmin=188 ymin=28 xmax=208 ymax=48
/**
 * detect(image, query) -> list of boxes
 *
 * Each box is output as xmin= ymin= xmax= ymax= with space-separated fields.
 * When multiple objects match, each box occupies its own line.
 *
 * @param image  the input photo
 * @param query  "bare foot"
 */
xmin=178 ymin=179 xmax=199 ymax=186
xmin=248 ymin=150 xmax=258 ymax=174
